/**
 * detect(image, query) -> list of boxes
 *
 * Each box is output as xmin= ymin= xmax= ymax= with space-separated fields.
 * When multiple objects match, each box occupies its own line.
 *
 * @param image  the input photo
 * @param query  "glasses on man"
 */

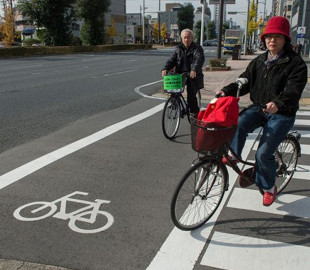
xmin=265 ymin=34 xmax=284 ymax=40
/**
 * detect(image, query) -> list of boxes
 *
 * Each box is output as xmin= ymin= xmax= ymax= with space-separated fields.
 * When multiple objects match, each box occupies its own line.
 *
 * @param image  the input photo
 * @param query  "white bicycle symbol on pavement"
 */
xmin=13 ymin=191 xmax=114 ymax=234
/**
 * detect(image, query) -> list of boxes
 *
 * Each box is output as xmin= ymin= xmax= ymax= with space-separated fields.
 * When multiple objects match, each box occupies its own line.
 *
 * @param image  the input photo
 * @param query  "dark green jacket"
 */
xmin=222 ymin=47 xmax=308 ymax=116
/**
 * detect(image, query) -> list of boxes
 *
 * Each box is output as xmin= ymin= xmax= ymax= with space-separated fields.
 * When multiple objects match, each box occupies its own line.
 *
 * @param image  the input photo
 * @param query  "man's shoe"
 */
xmin=263 ymin=186 xmax=277 ymax=206
xmin=222 ymin=155 xmax=239 ymax=167
xmin=238 ymin=167 xmax=255 ymax=188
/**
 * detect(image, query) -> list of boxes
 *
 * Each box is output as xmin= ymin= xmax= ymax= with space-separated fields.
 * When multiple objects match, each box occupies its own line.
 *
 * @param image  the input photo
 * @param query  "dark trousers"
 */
xmin=230 ymin=105 xmax=295 ymax=190
xmin=186 ymin=79 xmax=200 ymax=114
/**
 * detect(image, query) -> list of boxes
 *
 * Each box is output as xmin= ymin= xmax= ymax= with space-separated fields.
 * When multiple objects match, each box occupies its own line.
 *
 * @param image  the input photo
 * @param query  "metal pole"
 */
xmin=200 ymin=0 xmax=205 ymax=46
xmin=244 ymin=0 xmax=250 ymax=54
xmin=142 ymin=0 xmax=145 ymax=43
xmin=217 ymin=0 xmax=224 ymax=59
xmin=158 ymin=0 xmax=161 ymax=43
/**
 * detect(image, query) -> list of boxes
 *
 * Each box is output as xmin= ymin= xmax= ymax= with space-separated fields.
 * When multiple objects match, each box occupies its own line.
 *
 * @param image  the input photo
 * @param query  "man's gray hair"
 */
xmin=181 ymin=29 xmax=194 ymax=38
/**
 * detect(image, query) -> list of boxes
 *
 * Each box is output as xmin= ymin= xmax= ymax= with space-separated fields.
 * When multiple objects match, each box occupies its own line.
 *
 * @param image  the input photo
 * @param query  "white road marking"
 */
xmin=228 ymin=188 xmax=310 ymax=218
xmin=201 ymin=231 xmax=310 ymax=270
xmin=103 ymin=69 xmax=137 ymax=76
xmin=297 ymin=111 xmax=310 ymax=116
xmin=146 ymin=131 xmax=260 ymax=270
xmin=0 ymin=103 xmax=164 ymax=190
xmin=135 ymin=80 xmax=166 ymax=100
xmin=245 ymin=160 xmax=310 ymax=180
xmin=295 ymin=119 xmax=310 ymax=126
xmin=253 ymin=142 xmax=310 ymax=155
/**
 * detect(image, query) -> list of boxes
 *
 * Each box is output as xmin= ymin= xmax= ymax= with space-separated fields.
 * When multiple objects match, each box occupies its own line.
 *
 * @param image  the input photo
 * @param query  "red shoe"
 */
xmin=263 ymin=186 xmax=277 ymax=206
xmin=222 ymin=155 xmax=239 ymax=167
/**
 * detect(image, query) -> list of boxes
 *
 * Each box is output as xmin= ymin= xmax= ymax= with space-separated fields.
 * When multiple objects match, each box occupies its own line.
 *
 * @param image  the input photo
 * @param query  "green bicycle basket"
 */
xmin=163 ymin=74 xmax=183 ymax=93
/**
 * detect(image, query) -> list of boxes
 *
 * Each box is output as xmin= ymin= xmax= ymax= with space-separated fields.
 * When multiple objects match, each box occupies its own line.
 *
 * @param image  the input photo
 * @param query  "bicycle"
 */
xmin=170 ymin=78 xmax=301 ymax=231
xmin=161 ymin=72 xmax=202 ymax=139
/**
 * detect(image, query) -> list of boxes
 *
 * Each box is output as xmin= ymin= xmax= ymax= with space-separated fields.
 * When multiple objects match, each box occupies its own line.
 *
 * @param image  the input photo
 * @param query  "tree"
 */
xmin=152 ymin=20 xmax=159 ymax=41
xmin=2 ymin=6 xmax=14 ymax=46
xmin=75 ymin=0 xmax=110 ymax=45
xmin=18 ymin=0 xmax=75 ymax=46
xmin=194 ymin=20 xmax=206 ymax=43
xmin=177 ymin=3 xmax=194 ymax=34
xmin=248 ymin=0 xmax=258 ymax=37
xmin=161 ymin=23 xmax=167 ymax=41
xmin=207 ymin=21 xmax=217 ymax=40
xmin=107 ymin=19 xmax=117 ymax=43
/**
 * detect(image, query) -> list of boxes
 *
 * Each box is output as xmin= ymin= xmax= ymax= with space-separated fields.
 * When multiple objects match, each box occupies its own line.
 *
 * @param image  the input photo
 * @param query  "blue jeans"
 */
xmin=230 ymin=105 xmax=295 ymax=190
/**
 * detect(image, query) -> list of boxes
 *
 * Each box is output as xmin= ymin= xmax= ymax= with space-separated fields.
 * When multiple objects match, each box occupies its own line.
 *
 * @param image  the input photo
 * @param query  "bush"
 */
xmin=22 ymin=38 xmax=41 ymax=47
xmin=71 ymin=36 xmax=82 ymax=46
xmin=209 ymin=58 xmax=227 ymax=68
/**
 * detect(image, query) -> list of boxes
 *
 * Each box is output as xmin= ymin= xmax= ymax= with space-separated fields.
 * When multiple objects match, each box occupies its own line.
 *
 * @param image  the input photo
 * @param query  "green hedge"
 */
xmin=0 ymin=44 xmax=152 ymax=58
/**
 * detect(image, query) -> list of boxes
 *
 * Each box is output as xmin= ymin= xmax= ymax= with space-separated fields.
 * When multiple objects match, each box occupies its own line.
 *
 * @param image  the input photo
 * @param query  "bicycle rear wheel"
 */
xmin=171 ymin=159 xmax=228 ymax=230
xmin=162 ymin=96 xmax=181 ymax=139
xmin=275 ymin=136 xmax=299 ymax=194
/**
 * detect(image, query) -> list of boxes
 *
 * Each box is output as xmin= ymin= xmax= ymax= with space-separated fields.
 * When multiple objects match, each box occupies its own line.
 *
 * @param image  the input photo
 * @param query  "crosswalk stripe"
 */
xmin=297 ymin=111 xmax=310 ymax=116
xmin=298 ymin=130 xmax=310 ymax=137
xmin=245 ymin=161 xmax=310 ymax=180
xmin=252 ymin=142 xmax=310 ymax=155
xmin=294 ymin=119 xmax=310 ymax=126
xmin=227 ymin=188 xmax=310 ymax=218
xmin=200 ymin=231 xmax=310 ymax=270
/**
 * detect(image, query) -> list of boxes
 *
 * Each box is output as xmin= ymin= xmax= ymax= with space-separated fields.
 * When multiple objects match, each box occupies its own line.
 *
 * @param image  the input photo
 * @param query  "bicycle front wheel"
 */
xmin=171 ymin=159 xmax=228 ymax=230
xmin=275 ymin=136 xmax=299 ymax=194
xmin=162 ymin=96 xmax=181 ymax=139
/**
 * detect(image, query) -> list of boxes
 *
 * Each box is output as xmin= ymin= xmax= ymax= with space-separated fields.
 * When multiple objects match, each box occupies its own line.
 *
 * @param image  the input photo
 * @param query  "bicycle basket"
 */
xmin=163 ymin=74 xmax=184 ymax=93
xmin=191 ymin=118 xmax=237 ymax=153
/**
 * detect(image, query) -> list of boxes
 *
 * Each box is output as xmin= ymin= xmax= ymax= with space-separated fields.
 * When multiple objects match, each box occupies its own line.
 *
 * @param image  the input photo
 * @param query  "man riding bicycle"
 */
xmin=217 ymin=16 xmax=307 ymax=206
xmin=161 ymin=29 xmax=205 ymax=118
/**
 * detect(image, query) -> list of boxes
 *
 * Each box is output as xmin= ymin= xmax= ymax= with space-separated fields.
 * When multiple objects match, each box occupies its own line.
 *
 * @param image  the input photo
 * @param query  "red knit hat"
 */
xmin=260 ymin=16 xmax=291 ymax=41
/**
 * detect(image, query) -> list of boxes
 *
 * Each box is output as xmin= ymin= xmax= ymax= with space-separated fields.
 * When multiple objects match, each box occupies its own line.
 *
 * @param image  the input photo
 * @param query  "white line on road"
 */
xmin=201 ymin=231 xmax=310 ymax=270
xmin=0 ymin=103 xmax=164 ymax=190
xmin=228 ymin=188 xmax=310 ymax=218
xmin=103 ymin=69 xmax=137 ymax=76
xmin=135 ymin=80 xmax=166 ymax=100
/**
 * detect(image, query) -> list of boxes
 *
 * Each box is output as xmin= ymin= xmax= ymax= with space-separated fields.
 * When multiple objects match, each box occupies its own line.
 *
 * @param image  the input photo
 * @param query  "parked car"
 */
xmin=203 ymin=40 xmax=213 ymax=46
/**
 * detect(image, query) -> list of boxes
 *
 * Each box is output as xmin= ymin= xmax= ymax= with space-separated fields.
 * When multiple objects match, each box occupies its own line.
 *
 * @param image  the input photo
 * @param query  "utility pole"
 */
xmin=200 ymin=0 xmax=205 ymax=46
xmin=244 ymin=0 xmax=250 ymax=54
xmin=158 ymin=0 xmax=161 ymax=43
xmin=217 ymin=0 xmax=224 ymax=59
xmin=142 ymin=0 xmax=145 ymax=43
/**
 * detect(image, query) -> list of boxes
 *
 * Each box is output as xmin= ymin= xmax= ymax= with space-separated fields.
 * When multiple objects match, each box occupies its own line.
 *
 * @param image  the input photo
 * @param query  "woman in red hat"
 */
xmin=217 ymin=16 xmax=308 ymax=206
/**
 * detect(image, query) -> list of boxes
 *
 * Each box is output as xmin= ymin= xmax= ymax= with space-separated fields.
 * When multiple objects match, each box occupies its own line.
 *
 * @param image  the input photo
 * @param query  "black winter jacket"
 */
xmin=163 ymin=42 xmax=205 ymax=90
xmin=222 ymin=47 xmax=308 ymax=116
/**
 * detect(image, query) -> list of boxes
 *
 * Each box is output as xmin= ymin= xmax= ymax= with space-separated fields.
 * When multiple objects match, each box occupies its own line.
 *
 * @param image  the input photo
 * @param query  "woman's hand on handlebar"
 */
xmin=264 ymin=102 xmax=278 ymax=114
xmin=215 ymin=90 xmax=225 ymax=98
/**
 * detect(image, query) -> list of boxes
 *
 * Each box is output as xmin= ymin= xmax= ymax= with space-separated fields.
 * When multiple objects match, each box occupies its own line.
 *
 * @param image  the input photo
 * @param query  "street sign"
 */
xmin=297 ymin=27 xmax=306 ymax=34
xmin=297 ymin=33 xmax=305 ymax=38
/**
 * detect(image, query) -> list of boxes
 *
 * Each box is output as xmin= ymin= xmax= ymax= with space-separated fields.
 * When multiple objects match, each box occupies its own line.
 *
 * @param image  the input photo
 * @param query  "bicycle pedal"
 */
xmin=225 ymin=183 xmax=229 ymax=191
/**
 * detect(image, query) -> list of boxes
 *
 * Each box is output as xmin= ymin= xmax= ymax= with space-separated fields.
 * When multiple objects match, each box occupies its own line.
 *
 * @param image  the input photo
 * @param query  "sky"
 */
xmin=126 ymin=0 xmax=272 ymax=27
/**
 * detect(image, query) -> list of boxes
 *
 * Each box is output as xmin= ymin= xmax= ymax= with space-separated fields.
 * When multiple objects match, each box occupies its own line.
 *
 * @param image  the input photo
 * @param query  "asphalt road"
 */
xmin=0 ymin=50 xmax=170 ymax=153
